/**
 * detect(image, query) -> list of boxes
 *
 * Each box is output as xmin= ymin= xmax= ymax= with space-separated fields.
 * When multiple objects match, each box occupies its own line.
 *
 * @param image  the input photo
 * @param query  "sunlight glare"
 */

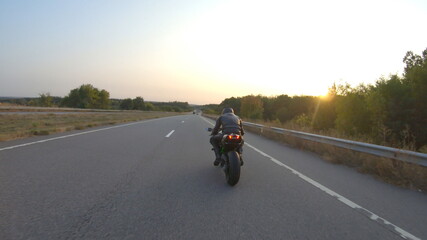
xmin=157 ymin=0 xmax=342 ymax=97
xmin=147 ymin=0 xmax=426 ymax=101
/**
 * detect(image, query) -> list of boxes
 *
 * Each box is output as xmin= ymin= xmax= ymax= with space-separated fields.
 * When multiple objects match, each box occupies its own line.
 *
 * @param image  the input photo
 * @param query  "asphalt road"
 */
xmin=1 ymin=114 xmax=426 ymax=240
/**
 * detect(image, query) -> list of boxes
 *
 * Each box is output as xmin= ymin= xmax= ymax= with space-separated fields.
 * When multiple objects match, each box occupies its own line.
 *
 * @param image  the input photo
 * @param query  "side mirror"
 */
xmin=207 ymin=128 xmax=213 ymax=132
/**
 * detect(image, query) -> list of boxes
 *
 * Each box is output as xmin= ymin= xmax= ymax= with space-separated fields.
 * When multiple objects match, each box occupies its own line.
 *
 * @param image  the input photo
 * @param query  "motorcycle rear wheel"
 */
xmin=225 ymin=151 xmax=241 ymax=186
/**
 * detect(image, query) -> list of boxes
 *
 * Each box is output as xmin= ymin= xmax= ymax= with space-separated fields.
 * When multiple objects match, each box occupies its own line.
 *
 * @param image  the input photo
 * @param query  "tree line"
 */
xmin=203 ymin=48 xmax=427 ymax=152
xmin=1 ymin=84 xmax=192 ymax=113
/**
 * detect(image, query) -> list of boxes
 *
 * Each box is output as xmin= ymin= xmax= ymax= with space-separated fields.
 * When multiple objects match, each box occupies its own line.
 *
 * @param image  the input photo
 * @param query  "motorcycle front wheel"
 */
xmin=225 ymin=151 xmax=241 ymax=186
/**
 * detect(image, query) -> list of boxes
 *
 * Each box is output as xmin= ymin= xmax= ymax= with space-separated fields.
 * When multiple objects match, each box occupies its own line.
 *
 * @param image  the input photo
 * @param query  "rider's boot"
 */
xmin=212 ymin=147 xmax=221 ymax=166
xmin=238 ymin=147 xmax=244 ymax=166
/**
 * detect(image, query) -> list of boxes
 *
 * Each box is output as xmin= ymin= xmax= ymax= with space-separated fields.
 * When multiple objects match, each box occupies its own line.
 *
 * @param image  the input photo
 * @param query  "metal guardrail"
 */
xmin=243 ymin=122 xmax=427 ymax=167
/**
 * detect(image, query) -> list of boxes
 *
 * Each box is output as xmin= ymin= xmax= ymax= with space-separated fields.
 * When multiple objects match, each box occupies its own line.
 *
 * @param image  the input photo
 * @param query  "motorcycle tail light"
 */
xmin=228 ymin=135 xmax=241 ymax=140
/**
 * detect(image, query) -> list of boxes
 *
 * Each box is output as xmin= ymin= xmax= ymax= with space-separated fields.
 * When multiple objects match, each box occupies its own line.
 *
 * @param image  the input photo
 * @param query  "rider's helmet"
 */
xmin=222 ymin=107 xmax=234 ymax=114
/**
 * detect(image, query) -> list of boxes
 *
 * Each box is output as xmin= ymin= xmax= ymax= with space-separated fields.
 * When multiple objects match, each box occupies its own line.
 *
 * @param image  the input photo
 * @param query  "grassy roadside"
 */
xmin=248 ymin=124 xmax=427 ymax=192
xmin=0 ymin=111 xmax=184 ymax=141
xmin=0 ymin=104 xmax=121 ymax=112
xmin=204 ymin=114 xmax=427 ymax=192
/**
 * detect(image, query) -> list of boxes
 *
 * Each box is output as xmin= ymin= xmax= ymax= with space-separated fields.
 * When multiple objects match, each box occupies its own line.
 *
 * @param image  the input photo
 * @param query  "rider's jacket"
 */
xmin=212 ymin=113 xmax=245 ymax=135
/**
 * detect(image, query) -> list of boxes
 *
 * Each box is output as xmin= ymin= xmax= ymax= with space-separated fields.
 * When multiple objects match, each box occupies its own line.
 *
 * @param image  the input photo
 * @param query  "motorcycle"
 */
xmin=208 ymin=128 xmax=243 ymax=186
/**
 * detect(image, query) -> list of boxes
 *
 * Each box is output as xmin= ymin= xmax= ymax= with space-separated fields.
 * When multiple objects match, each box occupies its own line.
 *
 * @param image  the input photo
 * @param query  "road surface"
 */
xmin=1 ymin=114 xmax=426 ymax=239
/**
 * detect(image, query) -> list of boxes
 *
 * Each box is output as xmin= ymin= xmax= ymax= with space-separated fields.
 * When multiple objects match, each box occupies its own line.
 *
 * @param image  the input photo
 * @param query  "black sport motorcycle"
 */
xmin=208 ymin=128 xmax=243 ymax=186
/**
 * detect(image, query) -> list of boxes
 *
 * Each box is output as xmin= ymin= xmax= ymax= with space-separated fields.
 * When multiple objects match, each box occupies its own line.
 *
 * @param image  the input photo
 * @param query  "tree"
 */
xmin=240 ymin=95 xmax=264 ymax=119
xmin=220 ymin=97 xmax=241 ymax=114
xmin=311 ymin=86 xmax=337 ymax=130
xmin=261 ymin=96 xmax=275 ymax=121
xmin=201 ymin=104 xmax=220 ymax=114
xmin=61 ymin=84 xmax=111 ymax=109
xmin=38 ymin=93 xmax=53 ymax=107
xmin=97 ymin=90 xmax=110 ymax=109
xmin=366 ymin=76 xmax=414 ymax=146
xmin=335 ymin=85 xmax=372 ymax=136
xmin=145 ymin=102 xmax=155 ymax=111
xmin=403 ymin=48 xmax=427 ymax=149
xmin=120 ymin=98 xmax=133 ymax=110
xmin=212 ymin=48 xmax=427 ymax=151
xmin=270 ymin=95 xmax=292 ymax=122
xmin=151 ymin=101 xmax=191 ymax=112
xmin=289 ymin=96 xmax=316 ymax=119
xmin=77 ymin=84 xmax=99 ymax=108
xmin=132 ymin=97 xmax=145 ymax=110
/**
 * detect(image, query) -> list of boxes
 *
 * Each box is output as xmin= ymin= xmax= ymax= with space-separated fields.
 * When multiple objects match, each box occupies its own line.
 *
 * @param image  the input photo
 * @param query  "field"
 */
xmin=0 ymin=108 xmax=184 ymax=141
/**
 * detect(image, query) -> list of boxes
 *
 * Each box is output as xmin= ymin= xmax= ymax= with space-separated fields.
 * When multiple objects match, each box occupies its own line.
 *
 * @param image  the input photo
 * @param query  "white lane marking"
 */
xmin=165 ymin=130 xmax=175 ymax=138
xmin=201 ymin=116 xmax=214 ymax=125
xmin=181 ymin=121 xmax=185 ymax=123
xmin=0 ymin=118 xmax=160 ymax=152
xmin=244 ymin=143 xmax=420 ymax=240
xmin=200 ymin=116 xmax=419 ymax=240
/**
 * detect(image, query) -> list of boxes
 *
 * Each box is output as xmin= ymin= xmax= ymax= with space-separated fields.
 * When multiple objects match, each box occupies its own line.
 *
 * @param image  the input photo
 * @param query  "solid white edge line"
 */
xmin=165 ymin=130 xmax=175 ymax=138
xmin=201 ymin=116 xmax=420 ymax=240
xmin=201 ymin=116 xmax=214 ymax=126
xmin=0 ymin=118 xmax=160 ymax=152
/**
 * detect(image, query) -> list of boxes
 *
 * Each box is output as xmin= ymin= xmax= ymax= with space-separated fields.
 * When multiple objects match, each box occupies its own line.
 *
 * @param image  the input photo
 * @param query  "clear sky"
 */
xmin=1 ymin=0 xmax=426 ymax=104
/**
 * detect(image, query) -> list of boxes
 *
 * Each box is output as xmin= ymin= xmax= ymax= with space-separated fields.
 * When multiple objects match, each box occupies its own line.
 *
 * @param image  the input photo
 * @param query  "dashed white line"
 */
xmin=201 ymin=116 xmax=420 ymax=240
xmin=165 ymin=130 xmax=175 ymax=138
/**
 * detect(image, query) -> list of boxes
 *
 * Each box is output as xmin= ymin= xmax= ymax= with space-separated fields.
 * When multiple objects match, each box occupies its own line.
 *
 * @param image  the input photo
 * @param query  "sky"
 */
xmin=1 ymin=0 xmax=426 ymax=104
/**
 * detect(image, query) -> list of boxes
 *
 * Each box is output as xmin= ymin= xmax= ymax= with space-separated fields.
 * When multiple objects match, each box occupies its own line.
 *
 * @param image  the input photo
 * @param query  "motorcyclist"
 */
xmin=210 ymin=107 xmax=245 ymax=166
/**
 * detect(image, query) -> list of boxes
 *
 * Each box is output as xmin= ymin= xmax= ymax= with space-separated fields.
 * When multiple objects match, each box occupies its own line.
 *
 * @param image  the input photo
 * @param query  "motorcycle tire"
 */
xmin=225 ymin=151 xmax=241 ymax=186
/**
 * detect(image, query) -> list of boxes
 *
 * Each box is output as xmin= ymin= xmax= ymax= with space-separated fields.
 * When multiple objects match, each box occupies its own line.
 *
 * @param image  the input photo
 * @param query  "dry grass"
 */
xmin=0 ymin=103 xmax=20 ymax=107
xmin=245 ymin=118 xmax=379 ymax=146
xmin=0 ymin=105 xmax=116 ymax=112
xmin=245 ymin=125 xmax=427 ymax=192
xmin=0 ymin=111 xmax=183 ymax=141
xmin=204 ymin=115 xmax=426 ymax=192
